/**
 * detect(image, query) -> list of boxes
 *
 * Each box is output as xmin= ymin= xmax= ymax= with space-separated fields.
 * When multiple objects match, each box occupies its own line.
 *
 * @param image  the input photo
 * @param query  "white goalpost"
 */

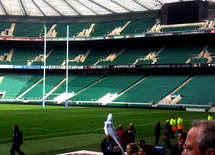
xmin=65 ymin=25 xmax=69 ymax=109
xmin=42 ymin=26 xmax=47 ymax=109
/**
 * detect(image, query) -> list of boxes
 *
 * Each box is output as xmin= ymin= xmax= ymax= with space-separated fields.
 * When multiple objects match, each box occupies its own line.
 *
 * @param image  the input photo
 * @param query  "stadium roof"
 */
xmin=0 ymin=0 xmax=214 ymax=17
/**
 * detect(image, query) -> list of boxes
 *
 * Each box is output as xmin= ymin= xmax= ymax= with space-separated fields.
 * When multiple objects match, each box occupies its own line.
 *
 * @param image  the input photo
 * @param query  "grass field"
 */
xmin=0 ymin=103 xmax=208 ymax=155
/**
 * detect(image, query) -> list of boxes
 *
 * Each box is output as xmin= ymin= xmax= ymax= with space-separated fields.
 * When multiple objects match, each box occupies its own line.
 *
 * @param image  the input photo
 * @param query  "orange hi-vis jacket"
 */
xmin=177 ymin=117 xmax=184 ymax=130
xmin=170 ymin=118 xmax=177 ymax=131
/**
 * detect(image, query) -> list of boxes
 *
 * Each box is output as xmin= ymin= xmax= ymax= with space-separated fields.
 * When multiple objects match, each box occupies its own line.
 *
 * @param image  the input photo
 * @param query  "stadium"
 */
xmin=0 ymin=0 xmax=215 ymax=155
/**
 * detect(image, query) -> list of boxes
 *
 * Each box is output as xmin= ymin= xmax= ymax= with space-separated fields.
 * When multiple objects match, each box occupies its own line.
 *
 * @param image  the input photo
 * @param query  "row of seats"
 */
xmin=0 ymin=43 xmax=215 ymax=65
xmin=0 ymin=18 xmax=156 ymax=37
xmin=0 ymin=74 xmax=214 ymax=108
xmin=0 ymin=18 xmax=213 ymax=38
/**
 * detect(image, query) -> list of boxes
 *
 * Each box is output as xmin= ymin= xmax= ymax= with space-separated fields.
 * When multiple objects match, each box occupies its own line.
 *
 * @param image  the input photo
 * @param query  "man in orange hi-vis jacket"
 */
xmin=177 ymin=115 xmax=184 ymax=134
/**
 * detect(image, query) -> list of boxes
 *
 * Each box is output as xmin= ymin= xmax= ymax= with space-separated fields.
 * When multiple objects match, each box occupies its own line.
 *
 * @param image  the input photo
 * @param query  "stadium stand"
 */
xmin=0 ymin=74 xmax=33 ymax=98
xmin=21 ymin=74 xmax=64 ymax=100
xmin=69 ymin=75 xmax=144 ymax=103
xmin=113 ymin=75 xmax=190 ymax=104
xmin=176 ymin=75 xmax=215 ymax=105
xmin=156 ymin=44 xmax=206 ymax=64
xmin=0 ymin=0 xmax=214 ymax=113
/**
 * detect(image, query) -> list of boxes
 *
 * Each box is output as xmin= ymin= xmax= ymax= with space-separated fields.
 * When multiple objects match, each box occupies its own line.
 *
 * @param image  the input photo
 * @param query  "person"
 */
xmin=170 ymin=139 xmax=185 ymax=155
xmin=177 ymin=115 xmax=184 ymax=133
xmin=182 ymin=120 xmax=215 ymax=155
xmin=154 ymin=121 xmax=162 ymax=146
xmin=72 ymin=100 xmax=77 ymax=108
xmin=10 ymin=125 xmax=26 ymax=155
xmin=170 ymin=116 xmax=177 ymax=138
xmin=138 ymin=144 xmax=151 ymax=155
xmin=138 ymin=139 xmax=145 ymax=149
xmin=138 ymin=144 xmax=160 ymax=155
xmin=150 ymin=149 xmax=162 ymax=155
xmin=101 ymin=134 xmax=121 ymax=155
xmin=164 ymin=131 xmax=187 ymax=152
xmin=208 ymin=113 xmax=213 ymax=120
xmin=179 ymin=132 xmax=187 ymax=141
xmin=164 ymin=120 xmax=172 ymax=141
xmin=126 ymin=143 xmax=139 ymax=155
xmin=138 ymin=146 xmax=147 ymax=155
xmin=116 ymin=124 xmax=126 ymax=151
xmin=126 ymin=123 xmax=136 ymax=144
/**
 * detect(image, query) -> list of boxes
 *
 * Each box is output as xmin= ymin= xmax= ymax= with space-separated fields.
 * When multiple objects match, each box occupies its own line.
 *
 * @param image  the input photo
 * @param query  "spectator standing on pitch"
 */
xmin=10 ymin=125 xmax=26 ymax=155
xmin=116 ymin=124 xmax=126 ymax=150
xmin=170 ymin=116 xmax=177 ymax=139
xmin=154 ymin=121 xmax=162 ymax=146
xmin=164 ymin=120 xmax=172 ymax=142
xmin=126 ymin=123 xmax=136 ymax=144
xmin=177 ymin=115 xmax=184 ymax=133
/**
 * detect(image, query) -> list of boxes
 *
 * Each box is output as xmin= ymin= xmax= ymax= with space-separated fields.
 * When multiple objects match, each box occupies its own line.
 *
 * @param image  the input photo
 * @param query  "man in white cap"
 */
xmin=164 ymin=120 xmax=172 ymax=141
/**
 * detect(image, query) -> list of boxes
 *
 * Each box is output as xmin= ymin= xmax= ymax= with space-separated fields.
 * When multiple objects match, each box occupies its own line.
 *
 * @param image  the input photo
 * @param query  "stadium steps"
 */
xmin=46 ymin=24 xmax=57 ymax=37
xmin=176 ymin=75 xmax=215 ymax=105
xmin=0 ymin=76 xmax=3 ymax=83
xmin=209 ymin=106 xmax=215 ymax=112
xmin=186 ymin=44 xmax=209 ymax=63
xmin=69 ymin=76 xmax=106 ymax=99
xmin=156 ymin=76 xmax=193 ymax=104
xmin=116 ymin=76 xmax=146 ymax=99
xmin=101 ymin=76 xmax=147 ymax=105
xmin=70 ymin=75 xmax=144 ymax=102
xmin=94 ymin=48 xmax=126 ymax=65
xmin=48 ymin=75 xmax=78 ymax=99
xmin=6 ymin=48 xmax=14 ymax=62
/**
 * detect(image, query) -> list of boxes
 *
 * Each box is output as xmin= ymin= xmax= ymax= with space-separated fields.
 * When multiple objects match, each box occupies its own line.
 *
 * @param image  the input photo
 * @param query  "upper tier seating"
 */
xmin=121 ymin=18 xmax=156 ymax=34
xmin=0 ymin=18 xmax=213 ymax=39
xmin=2 ymin=17 xmax=212 ymax=38
xmin=156 ymin=44 xmax=205 ymax=64
xmin=148 ymin=19 xmax=212 ymax=33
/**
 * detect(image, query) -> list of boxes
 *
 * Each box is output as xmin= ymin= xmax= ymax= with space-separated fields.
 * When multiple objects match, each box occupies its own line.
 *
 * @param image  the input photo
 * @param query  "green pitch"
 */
xmin=0 ymin=104 xmax=207 ymax=155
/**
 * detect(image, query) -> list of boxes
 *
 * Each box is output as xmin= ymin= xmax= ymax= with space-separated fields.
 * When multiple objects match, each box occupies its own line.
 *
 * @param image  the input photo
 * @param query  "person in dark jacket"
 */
xmin=164 ymin=120 xmax=172 ymax=141
xmin=154 ymin=121 xmax=162 ymax=146
xmin=10 ymin=125 xmax=25 ymax=155
xmin=170 ymin=139 xmax=185 ymax=155
xmin=126 ymin=123 xmax=136 ymax=144
xmin=101 ymin=134 xmax=121 ymax=155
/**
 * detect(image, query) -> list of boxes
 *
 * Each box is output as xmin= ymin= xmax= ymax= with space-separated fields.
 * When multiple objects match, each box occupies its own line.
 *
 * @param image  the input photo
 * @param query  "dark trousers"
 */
xmin=155 ymin=135 xmax=160 ymax=146
xmin=171 ymin=130 xmax=176 ymax=138
xmin=10 ymin=144 xmax=25 ymax=155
